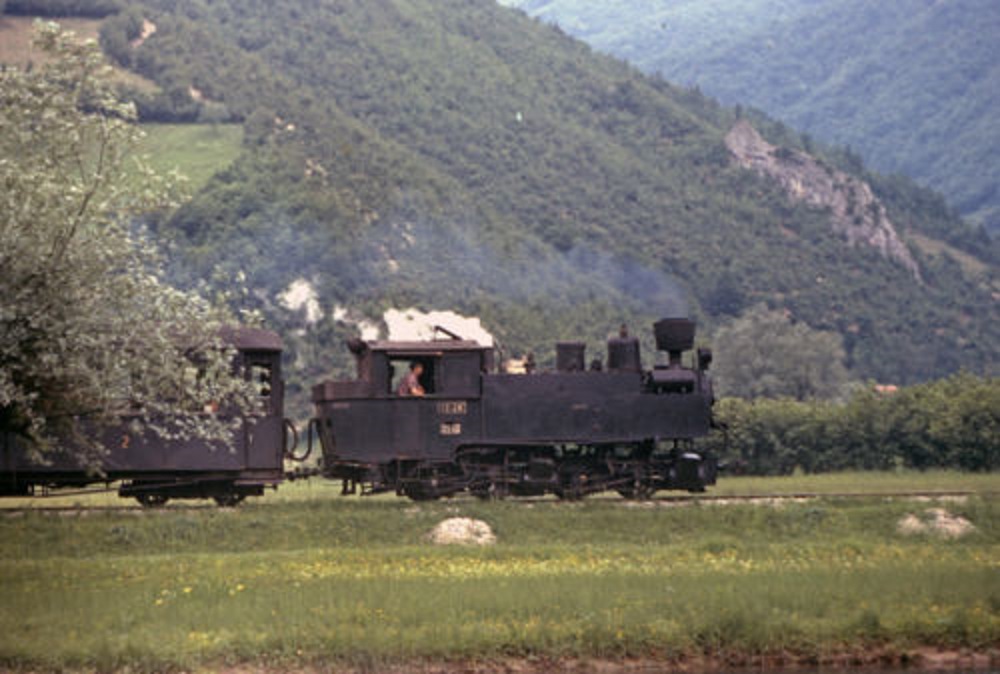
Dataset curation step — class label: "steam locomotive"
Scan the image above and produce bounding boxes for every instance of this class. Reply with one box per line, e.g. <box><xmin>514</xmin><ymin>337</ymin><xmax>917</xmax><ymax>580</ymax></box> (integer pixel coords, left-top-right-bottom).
<box><xmin>0</xmin><ymin>318</ymin><xmax>718</xmax><ymax>505</ymax></box>
<box><xmin>310</xmin><ymin>317</ymin><xmax>717</xmax><ymax>500</ymax></box>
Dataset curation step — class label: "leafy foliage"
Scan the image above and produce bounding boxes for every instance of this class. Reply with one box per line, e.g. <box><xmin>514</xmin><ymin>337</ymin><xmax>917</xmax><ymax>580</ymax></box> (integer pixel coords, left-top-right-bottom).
<box><xmin>509</xmin><ymin>0</ymin><xmax>1000</xmax><ymax>236</ymax></box>
<box><xmin>0</xmin><ymin>24</ymin><xmax>254</xmax><ymax>463</ymax></box>
<box><xmin>118</xmin><ymin>0</ymin><xmax>998</xmax><ymax>387</ymax></box>
<box><xmin>707</xmin><ymin>373</ymin><xmax>1000</xmax><ymax>474</ymax></box>
<box><xmin>712</xmin><ymin>304</ymin><xmax>850</xmax><ymax>400</ymax></box>
<box><xmin>11</xmin><ymin>0</ymin><xmax>997</xmax><ymax>393</ymax></box>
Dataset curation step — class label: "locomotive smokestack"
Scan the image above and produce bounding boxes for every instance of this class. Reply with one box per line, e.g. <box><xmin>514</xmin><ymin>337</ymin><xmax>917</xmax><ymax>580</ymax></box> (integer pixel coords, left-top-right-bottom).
<box><xmin>653</xmin><ymin>318</ymin><xmax>695</xmax><ymax>368</ymax></box>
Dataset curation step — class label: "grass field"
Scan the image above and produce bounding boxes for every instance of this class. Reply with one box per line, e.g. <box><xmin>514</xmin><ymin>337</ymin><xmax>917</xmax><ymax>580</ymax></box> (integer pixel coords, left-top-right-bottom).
<box><xmin>707</xmin><ymin>470</ymin><xmax>1000</xmax><ymax>496</ymax></box>
<box><xmin>136</xmin><ymin>123</ymin><xmax>244</xmax><ymax>192</ymax></box>
<box><xmin>0</xmin><ymin>473</ymin><xmax>997</xmax><ymax>671</ymax></box>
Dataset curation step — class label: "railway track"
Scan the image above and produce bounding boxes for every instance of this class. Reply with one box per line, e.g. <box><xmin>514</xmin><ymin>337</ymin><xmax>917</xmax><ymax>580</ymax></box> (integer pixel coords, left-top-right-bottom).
<box><xmin>0</xmin><ymin>503</ymin><xmax>217</xmax><ymax>515</ymax></box>
<box><xmin>0</xmin><ymin>488</ymin><xmax>991</xmax><ymax>515</ymax></box>
<box><xmin>651</xmin><ymin>489</ymin><xmax>983</xmax><ymax>502</ymax></box>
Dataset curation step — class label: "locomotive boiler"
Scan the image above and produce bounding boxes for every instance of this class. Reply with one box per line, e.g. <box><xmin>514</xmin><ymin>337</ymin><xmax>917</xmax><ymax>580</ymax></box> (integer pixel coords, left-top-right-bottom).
<box><xmin>311</xmin><ymin>318</ymin><xmax>718</xmax><ymax>500</ymax></box>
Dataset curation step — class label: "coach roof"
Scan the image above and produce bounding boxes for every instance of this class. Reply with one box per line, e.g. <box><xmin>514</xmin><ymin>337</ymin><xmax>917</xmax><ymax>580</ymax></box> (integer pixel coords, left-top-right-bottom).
<box><xmin>220</xmin><ymin>326</ymin><xmax>284</xmax><ymax>352</ymax></box>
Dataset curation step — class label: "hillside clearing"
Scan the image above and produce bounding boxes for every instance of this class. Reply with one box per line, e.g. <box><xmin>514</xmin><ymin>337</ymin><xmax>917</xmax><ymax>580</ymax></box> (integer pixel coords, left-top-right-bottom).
<box><xmin>136</xmin><ymin>123</ymin><xmax>244</xmax><ymax>191</ymax></box>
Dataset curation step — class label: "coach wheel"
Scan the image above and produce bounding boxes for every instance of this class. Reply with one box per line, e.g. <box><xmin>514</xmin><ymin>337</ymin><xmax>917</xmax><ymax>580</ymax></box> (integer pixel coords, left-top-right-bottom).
<box><xmin>135</xmin><ymin>493</ymin><xmax>169</xmax><ymax>508</ymax></box>
<box><xmin>213</xmin><ymin>492</ymin><xmax>247</xmax><ymax>507</ymax></box>
<box><xmin>403</xmin><ymin>482</ymin><xmax>442</xmax><ymax>501</ymax></box>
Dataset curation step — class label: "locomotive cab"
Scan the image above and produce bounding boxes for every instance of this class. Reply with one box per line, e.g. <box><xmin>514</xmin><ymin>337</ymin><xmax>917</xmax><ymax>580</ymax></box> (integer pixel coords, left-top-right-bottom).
<box><xmin>312</xmin><ymin>337</ymin><xmax>495</xmax><ymax>496</ymax></box>
<box><xmin>316</xmin><ymin>339</ymin><xmax>492</xmax><ymax>401</ymax></box>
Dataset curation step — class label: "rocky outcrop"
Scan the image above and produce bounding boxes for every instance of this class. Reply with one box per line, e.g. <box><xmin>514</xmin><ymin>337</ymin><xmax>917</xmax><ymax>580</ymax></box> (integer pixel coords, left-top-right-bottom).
<box><xmin>897</xmin><ymin>508</ymin><xmax>975</xmax><ymax>539</ymax></box>
<box><xmin>129</xmin><ymin>19</ymin><xmax>157</xmax><ymax>49</ymax></box>
<box><xmin>726</xmin><ymin>120</ymin><xmax>920</xmax><ymax>279</ymax></box>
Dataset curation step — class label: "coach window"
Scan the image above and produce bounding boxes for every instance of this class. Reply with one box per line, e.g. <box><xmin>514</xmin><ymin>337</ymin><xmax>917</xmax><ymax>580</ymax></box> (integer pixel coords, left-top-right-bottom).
<box><xmin>252</xmin><ymin>363</ymin><xmax>272</xmax><ymax>398</ymax></box>
<box><xmin>389</xmin><ymin>356</ymin><xmax>437</xmax><ymax>396</ymax></box>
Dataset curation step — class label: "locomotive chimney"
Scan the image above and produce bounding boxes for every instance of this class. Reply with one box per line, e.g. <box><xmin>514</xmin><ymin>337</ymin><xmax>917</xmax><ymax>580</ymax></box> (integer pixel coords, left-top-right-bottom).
<box><xmin>607</xmin><ymin>323</ymin><xmax>642</xmax><ymax>371</ymax></box>
<box><xmin>653</xmin><ymin>318</ymin><xmax>695</xmax><ymax>368</ymax></box>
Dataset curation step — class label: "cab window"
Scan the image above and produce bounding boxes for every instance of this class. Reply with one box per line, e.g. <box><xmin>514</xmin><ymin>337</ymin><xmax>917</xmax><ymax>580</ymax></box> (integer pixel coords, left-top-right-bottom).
<box><xmin>389</xmin><ymin>356</ymin><xmax>437</xmax><ymax>396</ymax></box>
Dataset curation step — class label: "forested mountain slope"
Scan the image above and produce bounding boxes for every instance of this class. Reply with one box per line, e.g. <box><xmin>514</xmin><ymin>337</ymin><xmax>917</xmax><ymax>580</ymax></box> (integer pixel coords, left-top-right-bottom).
<box><xmin>507</xmin><ymin>0</ymin><xmax>1000</xmax><ymax>235</ymax></box>
<box><xmin>3</xmin><ymin>0</ymin><xmax>997</xmax><ymax>392</ymax></box>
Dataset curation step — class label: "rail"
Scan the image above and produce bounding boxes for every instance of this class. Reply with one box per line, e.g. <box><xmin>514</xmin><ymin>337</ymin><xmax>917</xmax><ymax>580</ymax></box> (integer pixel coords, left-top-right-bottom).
<box><xmin>1</xmin><ymin>488</ymin><xmax>993</xmax><ymax>515</ymax></box>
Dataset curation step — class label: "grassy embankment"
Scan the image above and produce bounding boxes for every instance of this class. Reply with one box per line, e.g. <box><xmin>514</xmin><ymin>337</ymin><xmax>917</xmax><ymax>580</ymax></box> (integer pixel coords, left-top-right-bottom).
<box><xmin>0</xmin><ymin>15</ymin><xmax>98</xmax><ymax>64</ymax></box>
<box><xmin>0</xmin><ymin>472</ymin><xmax>997</xmax><ymax>671</ymax></box>
<box><xmin>0</xmin><ymin>14</ymin><xmax>156</xmax><ymax>91</ymax></box>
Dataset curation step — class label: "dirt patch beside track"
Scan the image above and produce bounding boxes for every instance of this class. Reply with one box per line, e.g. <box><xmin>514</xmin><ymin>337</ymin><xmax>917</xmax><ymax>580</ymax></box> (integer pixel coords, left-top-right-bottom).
<box><xmin>208</xmin><ymin>647</ymin><xmax>999</xmax><ymax>674</ymax></box>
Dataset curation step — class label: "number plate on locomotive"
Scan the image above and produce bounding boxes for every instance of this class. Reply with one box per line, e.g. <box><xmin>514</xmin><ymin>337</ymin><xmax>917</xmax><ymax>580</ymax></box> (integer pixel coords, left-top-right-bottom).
<box><xmin>436</xmin><ymin>401</ymin><xmax>467</xmax><ymax>415</ymax></box>
<box><xmin>439</xmin><ymin>422</ymin><xmax>462</xmax><ymax>436</ymax></box>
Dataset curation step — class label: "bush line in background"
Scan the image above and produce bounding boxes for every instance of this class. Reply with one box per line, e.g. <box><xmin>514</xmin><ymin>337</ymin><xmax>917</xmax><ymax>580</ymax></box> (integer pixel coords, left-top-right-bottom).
<box><xmin>707</xmin><ymin>372</ymin><xmax>998</xmax><ymax>474</ymax></box>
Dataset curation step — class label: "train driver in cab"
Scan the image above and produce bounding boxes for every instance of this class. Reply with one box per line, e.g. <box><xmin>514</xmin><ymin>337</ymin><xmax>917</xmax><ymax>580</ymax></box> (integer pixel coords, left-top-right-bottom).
<box><xmin>397</xmin><ymin>361</ymin><xmax>426</xmax><ymax>397</ymax></box>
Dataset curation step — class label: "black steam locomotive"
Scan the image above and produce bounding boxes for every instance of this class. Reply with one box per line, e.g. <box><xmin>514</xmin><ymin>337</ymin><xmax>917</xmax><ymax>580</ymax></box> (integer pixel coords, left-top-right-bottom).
<box><xmin>310</xmin><ymin>317</ymin><xmax>717</xmax><ymax>500</ymax></box>
<box><xmin>0</xmin><ymin>328</ymin><xmax>290</xmax><ymax>506</ymax></box>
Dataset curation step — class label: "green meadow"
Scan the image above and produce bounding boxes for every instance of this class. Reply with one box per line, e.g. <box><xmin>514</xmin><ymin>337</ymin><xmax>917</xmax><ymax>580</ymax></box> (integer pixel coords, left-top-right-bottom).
<box><xmin>0</xmin><ymin>473</ymin><xmax>997</xmax><ymax>671</ymax></box>
<box><xmin>135</xmin><ymin>123</ymin><xmax>243</xmax><ymax>192</ymax></box>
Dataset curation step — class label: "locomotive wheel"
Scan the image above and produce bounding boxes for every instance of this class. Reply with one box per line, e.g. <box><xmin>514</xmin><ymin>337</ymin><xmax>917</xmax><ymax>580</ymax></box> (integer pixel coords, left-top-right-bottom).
<box><xmin>135</xmin><ymin>493</ymin><xmax>169</xmax><ymax>508</ymax></box>
<box><xmin>617</xmin><ymin>483</ymin><xmax>654</xmax><ymax>500</ymax></box>
<box><xmin>213</xmin><ymin>493</ymin><xmax>246</xmax><ymax>507</ymax></box>
<box><xmin>468</xmin><ymin>479</ymin><xmax>491</xmax><ymax>500</ymax></box>
<box><xmin>617</xmin><ymin>465</ymin><xmax>654</xmax><ymax>500</ymax></box>
<box><xmin>555</xmin><ymin>467</ymin><xmax>588</xmax><ymax>501</ymax></box>
<box><xmin>470</xmin><ymin>479</ymin><xmax>507</xmax><ymax>501</ymax></box>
